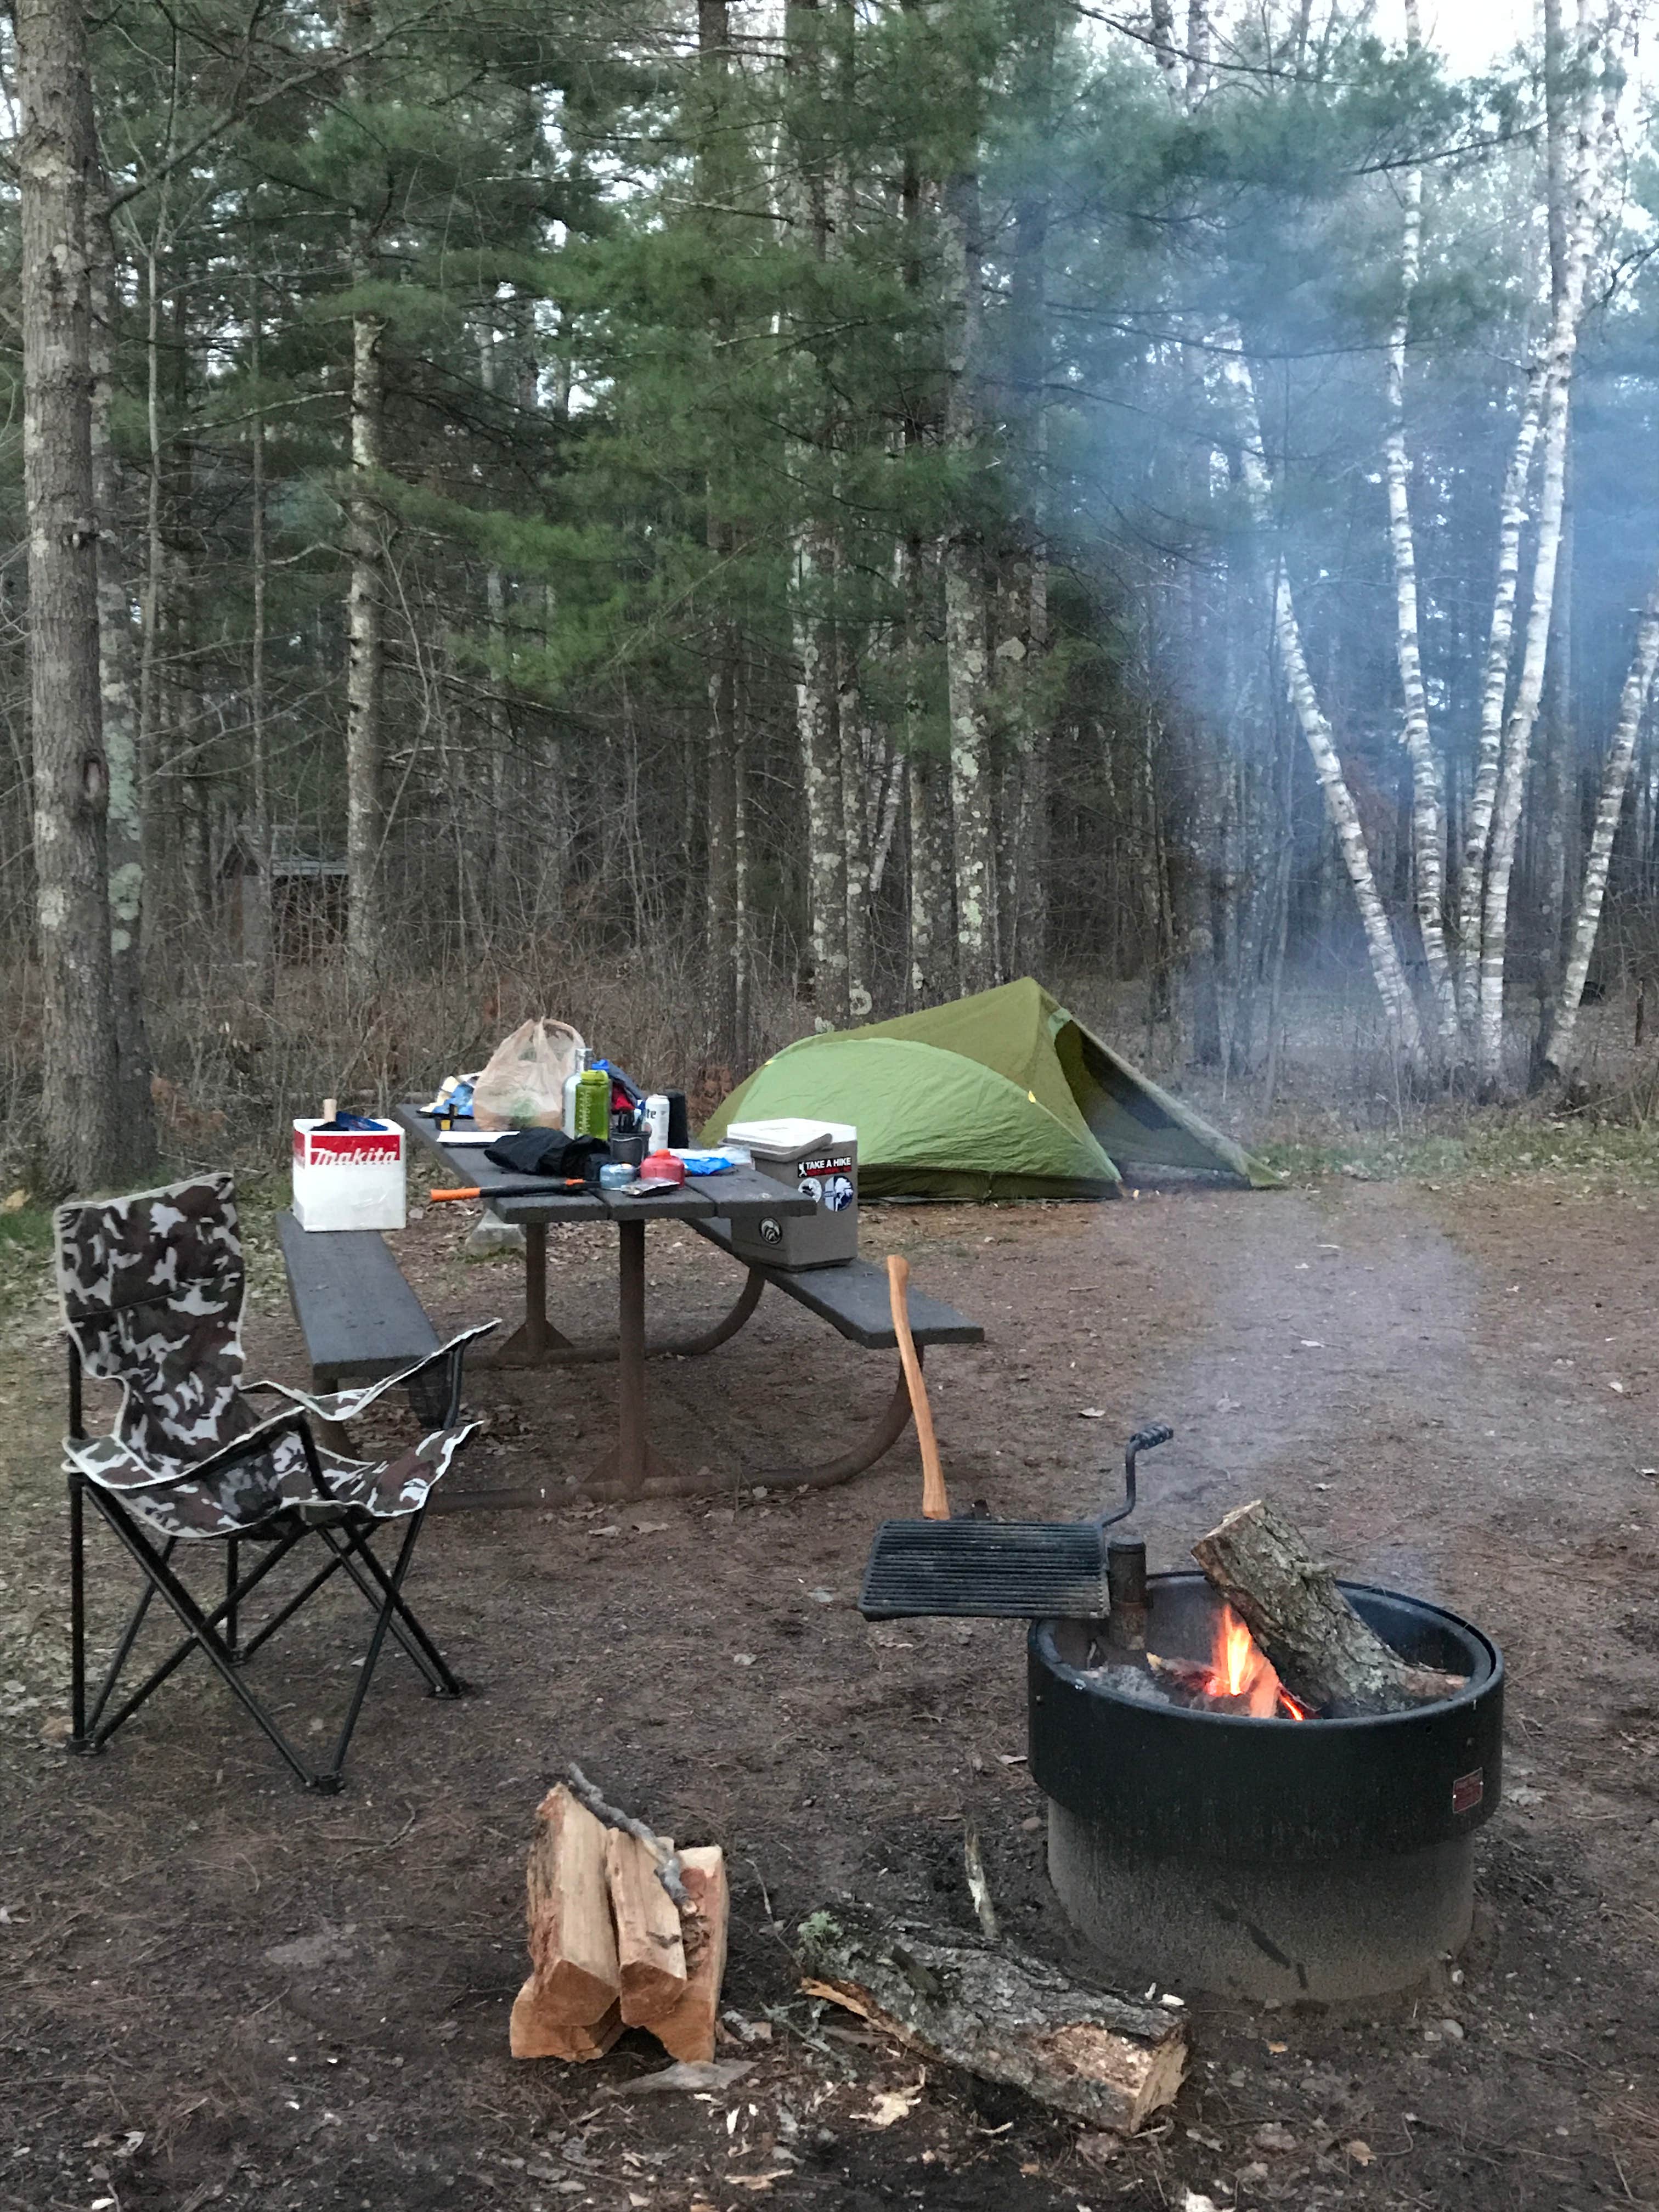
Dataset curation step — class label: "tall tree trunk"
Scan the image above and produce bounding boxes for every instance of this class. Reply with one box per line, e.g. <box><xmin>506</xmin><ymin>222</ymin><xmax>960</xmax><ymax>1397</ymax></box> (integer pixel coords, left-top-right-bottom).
<box><xmin>88</xmin><ymin>164</ymin><xmax>156</xmax><ymax>1171</ymax></box>
<box><xmin>246</xmin><ymin>272</ymin><xmax>276</xmax><ymax>1003</ymax></box>
<box><xmin>1004</xmin><ymin>0</ymin><xmax>1054</xmax><ymax>979</ymax></box>
<box><xmin>1454</xmin><ymin>359</ymin><xmax>1545</xmax><ymax>1029</ymax></box>
<box><xmin>699</xmin><ymin>0</ymin><xmax>742</xmax><ymax>1063</ymax></box>
<box><xmin>344</xmin><ymin>0</ymin><xmax>387</xmax><ymax>999</ymax></box>
<box><xmin>1545</xmin><ymin>556</ymin><xmax>1659</xmax><ymax>1074</ymax></box>
<box><xmin>1220</xmin><ymin>340</ymin><xmax>1424</xmax><ymax>1068</ymax></box>
<box><xmin>1477</xmin><ymin>13</ymin><xmax>1607</xmax><ymax>1090</ymax></box>
<box><xmin>1382</xmin><ymin>4</ymin><xmax>1457</xmax><ymax>1053</ymax></box>
<box><xmin>19</xmin><ymin>0</ymin><xmax>123</xmax><ymax>1192</ymax></box>
<box><xmin>941</xmin><ymin>169</ymin><xmax>997</xmax><ymax>996</ymax></box>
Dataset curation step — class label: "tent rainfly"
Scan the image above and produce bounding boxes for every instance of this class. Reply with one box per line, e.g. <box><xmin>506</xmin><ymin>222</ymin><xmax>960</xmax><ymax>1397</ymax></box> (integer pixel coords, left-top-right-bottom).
<box><xmin>703</xmin><ymin>978</ymin><xmax>1274</xmax><ymax>1200</ymax></box>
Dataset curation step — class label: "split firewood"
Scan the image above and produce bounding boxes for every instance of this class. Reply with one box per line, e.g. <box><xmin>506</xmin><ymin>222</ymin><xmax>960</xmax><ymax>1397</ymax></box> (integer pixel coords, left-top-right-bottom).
<box><xmin>796</xmin><ymin>1909</ymin><xmax>1186</xmax><ymax>2135</ymax></box>
<box><xmin>509</xmin><ymin>1990</ymin><xmax>624</xmax><ymax>2062</ymax></box>
<box><xmin>605</xmin><ymin>1826</ymin><xmax>689</xmax><ymax>2025</ymax></box>
<box><xmin>1191</xmin><ymin>1499</ymin><xmax>1466</xmax><ymax>1718</ymax></box>
<box><xmin>643</xmin><ymin>1846</ymin><xmax>729</xmax><ymax>2063</ymax></box>
<box><xmin>515</xmin><ymin>1784</ymin><xmax>622</xmax><ymax>2036</ymax></box>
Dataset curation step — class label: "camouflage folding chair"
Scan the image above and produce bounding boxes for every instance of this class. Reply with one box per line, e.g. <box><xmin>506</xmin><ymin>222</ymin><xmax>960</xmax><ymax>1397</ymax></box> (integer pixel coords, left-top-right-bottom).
<box><xmin>56</xmin><ymin>1173</ymin><xmax>496</xmax><ymax>1794</ymax></box>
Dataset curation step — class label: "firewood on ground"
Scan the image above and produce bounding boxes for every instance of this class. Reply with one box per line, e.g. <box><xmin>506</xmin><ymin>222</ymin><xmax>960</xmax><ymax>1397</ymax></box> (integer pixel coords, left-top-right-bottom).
<box><xmin>795</xmin><ymin>1909</ymin><xmax>1187</xmax><ymax>2134</ymax></box>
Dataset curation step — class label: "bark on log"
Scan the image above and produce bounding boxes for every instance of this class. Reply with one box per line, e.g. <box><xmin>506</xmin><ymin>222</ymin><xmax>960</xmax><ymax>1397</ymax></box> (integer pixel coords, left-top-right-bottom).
<box><xmin>1191</xmin><ymin>1499</ymin><xmax>1463</xmax><ymax>1717</ymax></box>
<box><xmin>797</xmin><ymin>1910</ymin><xmax>1186</xmax><ymax>2135</ymax></box>
<box><xmin>646</xmin><ymin>1846</ymin><xmax>729</xmax><ymax>2063</ymax></box>
<box><xmin>519</xmin><ymin>1784</ymin><xmax>622</xmax><ymax>2029</ymax></box>
<box><xmin>606</xmin><ymin>1827</ymin><xmax>689</xmax><ymax>2024</ymax></box>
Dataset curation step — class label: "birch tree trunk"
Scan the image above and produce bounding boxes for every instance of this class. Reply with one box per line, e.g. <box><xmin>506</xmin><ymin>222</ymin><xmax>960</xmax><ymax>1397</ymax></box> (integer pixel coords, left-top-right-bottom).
<box><xmin>1454</xmin><ymin>359</ymin><xmax>1544</xmax><ymax>1030</ymax></box>
<box><xmin>344</xmin><ymin>0</ymin><xmax>387</xmax><ymax>1000</ymax></box>
<box><xmin>1220</xmin><ymin>341</ymin><xmax>1424</xmax><ymax>1068</ymax></box>
<box><xmin>795</xmin><ymin>522</ymin><xmax>849</xmax><ymax>1026</ymax></box>
<box><xmin>88</xmin><ymin>164</ymin><xmax>156</xmax><ymax>1171</ymax></box>
<box><xmin>1545</xmin><ymin>557</ymin><xmax>1659</xmax><ymax>1073</ymax></box>
<box><xmin>19</xmin><ymin>0</ymin><xmax>124</xmax><ymax>1192</ymax></box>
<box><xmin>941</xmin><ymin>168</ymin><xmax>997</xmax><ymax>996</ymax></box>
<box><xmin>1382</xmin><ymin>5</ymin><xmax>1457</xmax><ymax>1053</ymax></box>
<box><xmin>1476</xmin><ymin>13</ymin><xmax>1607</xmax><ymax>1089</ymax></box>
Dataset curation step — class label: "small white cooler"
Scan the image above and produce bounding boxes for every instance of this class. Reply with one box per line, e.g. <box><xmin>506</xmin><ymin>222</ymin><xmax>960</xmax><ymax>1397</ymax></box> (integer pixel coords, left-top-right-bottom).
<box><xmin>291</xmin><ymin>1117</ymin><xmax>407</xmax><ymax>1233</ymax></box>
<box><xmin>725</xmin><ymin>1116</ymin><xmax>857</xmax><ymax>1269</ymax></box>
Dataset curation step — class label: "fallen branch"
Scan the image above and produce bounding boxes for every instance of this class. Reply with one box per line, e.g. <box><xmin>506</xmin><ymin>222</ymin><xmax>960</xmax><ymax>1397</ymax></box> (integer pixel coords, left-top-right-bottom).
<box><xmin>565</xmin><ymin>1763</ymin><xmax>689</xmax><ymax>1909</ymax></box>
<box><xmin>796</xmin><ymin>1909</ymin><xmax>1186</xmax><ymax>2134</ymax></box>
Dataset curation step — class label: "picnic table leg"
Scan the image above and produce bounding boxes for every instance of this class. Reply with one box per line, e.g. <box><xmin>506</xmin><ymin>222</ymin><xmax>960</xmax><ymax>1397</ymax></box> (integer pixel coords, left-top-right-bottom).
<box><xmin>588</xmin><ymin>1218</ymin><xmax>684</xmax><ymax>1500</ymax></box>
<box><xmin>481</xmin><ymin>1221</ymin><xmax>578</xmax><ymax>1367</ymax></box>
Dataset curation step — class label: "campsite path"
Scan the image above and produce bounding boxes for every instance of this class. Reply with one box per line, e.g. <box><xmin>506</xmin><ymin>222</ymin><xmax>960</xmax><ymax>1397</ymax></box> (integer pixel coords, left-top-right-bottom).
<box><xmin>3</xmin><ymin>1173</ymin><xmax>1658</xmax><ymax>2212</ymax></box>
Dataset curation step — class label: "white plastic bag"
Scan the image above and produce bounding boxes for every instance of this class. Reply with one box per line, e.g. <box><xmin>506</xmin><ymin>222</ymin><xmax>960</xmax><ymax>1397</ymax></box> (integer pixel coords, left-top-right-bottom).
<box><xmin>471</xmin><ymin>1019</ymin><xmax>585</xmax><ymax>1130</ymax></box>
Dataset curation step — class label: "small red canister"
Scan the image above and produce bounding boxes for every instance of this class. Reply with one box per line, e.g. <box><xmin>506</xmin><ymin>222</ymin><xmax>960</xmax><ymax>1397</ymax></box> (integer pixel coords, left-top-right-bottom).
<box><xmin>638</xmin><ymin>1150</ymin><xmax>686</xmax><ymax>1186</ymax></box>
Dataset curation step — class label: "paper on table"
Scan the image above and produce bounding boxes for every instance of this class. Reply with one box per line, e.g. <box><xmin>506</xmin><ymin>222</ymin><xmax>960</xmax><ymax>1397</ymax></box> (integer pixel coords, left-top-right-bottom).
<box><xmin>436</xmin><ymin>1128</ymin><xmax>499</xmax><ymax>1146</ymax></box>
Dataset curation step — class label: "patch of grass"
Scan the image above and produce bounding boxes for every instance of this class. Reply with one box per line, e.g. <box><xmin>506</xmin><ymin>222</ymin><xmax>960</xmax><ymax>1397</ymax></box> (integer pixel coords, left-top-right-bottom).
<box><xmin>0</xmin><ymin>1197</ymin><xmax>55</xmax><ymax>1325</ymax></box>
<box><xmin>1257</xmin><ymin>1114</ymin><xmax>1659</xmax><ymax>1192</ymax></box>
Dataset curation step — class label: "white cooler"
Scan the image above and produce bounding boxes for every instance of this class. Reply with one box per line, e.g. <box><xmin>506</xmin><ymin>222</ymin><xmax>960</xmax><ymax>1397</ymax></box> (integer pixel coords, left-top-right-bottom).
<box><xmin>291</xmin><ymin>1117</ymin><xmax>407</xmax><ymax>1233</ymax></box>
<box><xmin>725</xmin><ymin>1116</ymin><xmax>857</xmax><ymax>1269</ymax></box>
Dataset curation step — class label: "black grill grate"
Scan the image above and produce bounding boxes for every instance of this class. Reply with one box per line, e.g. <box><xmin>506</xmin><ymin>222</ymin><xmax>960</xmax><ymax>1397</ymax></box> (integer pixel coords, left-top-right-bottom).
<box><xmin>859</xmin><ymin>1519</ymin><xmax>1110</xmax><ymax>1620</ymax></box>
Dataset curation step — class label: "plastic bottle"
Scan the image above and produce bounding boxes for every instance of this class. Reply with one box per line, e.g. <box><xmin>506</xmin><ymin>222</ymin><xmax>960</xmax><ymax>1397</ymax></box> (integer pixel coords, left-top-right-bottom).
<box><xmin>562</xmin><ymin>1048</ymin><xmax>588</xmax><ymax>1135</ymax></box>
<box><xmin>574</xmin><ymin>1065</ymin><xmax>611</xmax><ymax>1139</ymax></box>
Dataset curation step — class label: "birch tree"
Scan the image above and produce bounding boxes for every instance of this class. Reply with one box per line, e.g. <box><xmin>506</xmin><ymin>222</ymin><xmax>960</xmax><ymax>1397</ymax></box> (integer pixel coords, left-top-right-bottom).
<box><xmin>1381</xmin><ymin>0</ymin><xmax>1456</xmax><ymax>1051</ymax></box>
<box><xmin>1544</xmin><ymin>558</ymin><xmax>1659</xmax><ymax>1073</ymax></box>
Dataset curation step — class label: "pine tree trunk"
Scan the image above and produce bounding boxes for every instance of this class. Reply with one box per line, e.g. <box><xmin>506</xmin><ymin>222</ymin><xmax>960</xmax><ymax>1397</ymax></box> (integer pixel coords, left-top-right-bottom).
<box><xmin>902</xmin><ymin>532</ymin><xmax>952</xmax><ymax>1006</ymax></box>
<box><xmin>1545</xmin><ymin>556</ymin><xmax>1659</xmax><ymax>1074</ymax></box>
<box><xmin>245</xmin><ymin>269</ymin><xmax>276</xmax><ymax>1005</ymax></box>
<box><xmin>941</xmin><ymin>169</ymin><xmax>997</xmax><ymax>996</ymax></box>
<box><xmin>88</xmin><ymin>168</ymin><xmax>155</xmax><ymax>1173</ymax></box>
<box><xmin>345</xmin><ymin>0</ymin><xmax>386</xmax><ymax>1000</ymax></box>
<box><xmin>1381</xmin><ymin>22</ymin><xmax>1457</xmax><ymax>1053</ymax></box>
<box><xmin>698</xmin><ymin>0</ymin><xmax>741</xmax><ymax>1064</ymax></box>
<box><xmin>1220</xmin><ymin>340</ymin><xmax>1424</xmax><ymax>1068</ymax></box>
<box><xmin>19</xmin><ymin>0</ymin><xmax>123</xmax><ymax>1193</ymax></box>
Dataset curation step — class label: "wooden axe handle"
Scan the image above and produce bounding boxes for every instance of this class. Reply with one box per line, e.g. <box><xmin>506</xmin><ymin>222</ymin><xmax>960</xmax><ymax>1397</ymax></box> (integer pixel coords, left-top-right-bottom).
<box><xmin>887</xmin><ymin>1254</ymin><xmax>949</xmax><ymax>1520</ymax></box>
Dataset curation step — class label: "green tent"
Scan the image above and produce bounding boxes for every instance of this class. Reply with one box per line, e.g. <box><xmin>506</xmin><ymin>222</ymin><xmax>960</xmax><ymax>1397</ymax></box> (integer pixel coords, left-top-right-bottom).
<box><xmin>704</xmin><ymin>978</ymin><xmax>1274</xmax><ymax>1199</ymax></box>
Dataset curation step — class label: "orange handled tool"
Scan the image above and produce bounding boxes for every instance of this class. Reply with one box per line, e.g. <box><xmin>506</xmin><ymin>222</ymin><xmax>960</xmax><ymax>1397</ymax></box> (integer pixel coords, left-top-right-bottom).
<box><xmin>430</xmin><ymin>1178</ymin><xmax>586</xmax><ymax>1201</ymax></box>
<box><xmin>887</xmin><ymin>1253</ymin><xmax>949</xmax><ymax>1520</ymax></box>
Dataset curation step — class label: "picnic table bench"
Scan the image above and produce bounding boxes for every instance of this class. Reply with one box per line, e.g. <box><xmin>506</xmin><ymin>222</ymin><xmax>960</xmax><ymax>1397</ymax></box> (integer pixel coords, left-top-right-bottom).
<box><xmin>275</xmin><ymin>1209</ymin><xmax>450</xmax><ymax>1426</ymax></box>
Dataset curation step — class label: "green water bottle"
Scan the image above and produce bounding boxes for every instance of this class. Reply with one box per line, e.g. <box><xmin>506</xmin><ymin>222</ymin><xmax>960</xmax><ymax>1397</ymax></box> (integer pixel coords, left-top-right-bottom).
<box><xmin>574</xmin><ymin>1064</ymin><xmax>610</xmax><ymax>1139</ymax></box>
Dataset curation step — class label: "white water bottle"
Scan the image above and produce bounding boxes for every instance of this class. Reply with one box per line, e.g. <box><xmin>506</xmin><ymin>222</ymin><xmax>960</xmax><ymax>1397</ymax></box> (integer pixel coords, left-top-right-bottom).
<box><xmin>563</xmin><ymin>1048</ymin><xmax>588</xmax><ymax>1135</ymax></box>
<box><xmin>644</xmin><ymin>1093</ymin><xmax>670</xmax><ymax>1150</ymax></box>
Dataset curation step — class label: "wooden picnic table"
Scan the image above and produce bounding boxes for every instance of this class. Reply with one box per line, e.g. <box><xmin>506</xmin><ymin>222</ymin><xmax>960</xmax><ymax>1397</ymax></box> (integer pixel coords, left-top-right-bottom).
<box><xmin>393</xmin><ymin>1105</ymin><xmax>814</xmax><ymax>1499</ymax></box>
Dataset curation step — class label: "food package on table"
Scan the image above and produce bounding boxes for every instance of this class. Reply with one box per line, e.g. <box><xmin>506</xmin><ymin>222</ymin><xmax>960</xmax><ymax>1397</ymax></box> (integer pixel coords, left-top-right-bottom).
<box><xmin>471</xmin><ymin>1019</ymin><xmax>585</xmax><ymax>1130</ymax></box>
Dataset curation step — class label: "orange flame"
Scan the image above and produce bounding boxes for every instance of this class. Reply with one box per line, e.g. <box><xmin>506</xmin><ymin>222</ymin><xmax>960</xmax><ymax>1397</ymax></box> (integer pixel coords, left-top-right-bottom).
<box><xmin>1208</xmin><ymin>1604</ymin><xmax>1304</xmax><ymax>1719</ymax></box>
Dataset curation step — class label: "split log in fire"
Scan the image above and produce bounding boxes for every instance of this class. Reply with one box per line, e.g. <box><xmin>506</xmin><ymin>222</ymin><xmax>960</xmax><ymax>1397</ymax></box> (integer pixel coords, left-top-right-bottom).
<box><xmin>1191</xmin><ymin>1498</ymin><xmax>1467</xmax><ymax>1718</ymax></box>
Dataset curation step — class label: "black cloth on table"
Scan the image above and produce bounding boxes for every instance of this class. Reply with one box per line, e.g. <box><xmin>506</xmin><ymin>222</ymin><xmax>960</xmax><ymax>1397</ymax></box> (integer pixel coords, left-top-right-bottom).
<box><xmin>483</xmin><ymin>1129</ymin><xmax>610</xmax><ymax>1181</ymax></box>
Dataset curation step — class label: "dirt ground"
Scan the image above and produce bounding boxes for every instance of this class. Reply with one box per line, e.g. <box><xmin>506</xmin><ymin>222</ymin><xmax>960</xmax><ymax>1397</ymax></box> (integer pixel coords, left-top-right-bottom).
<box><xmin>5</xmin><ymin>1170</ymin><xmax>1659</xmax><ymax>2212</ymax></box>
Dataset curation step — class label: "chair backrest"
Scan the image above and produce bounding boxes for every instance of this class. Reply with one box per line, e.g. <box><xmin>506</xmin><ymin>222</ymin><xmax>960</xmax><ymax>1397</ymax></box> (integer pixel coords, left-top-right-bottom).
<box><xmin>55</xmin><ymin>1173</ymin><xmax>251</xmax><ymax>1474</ymax></box>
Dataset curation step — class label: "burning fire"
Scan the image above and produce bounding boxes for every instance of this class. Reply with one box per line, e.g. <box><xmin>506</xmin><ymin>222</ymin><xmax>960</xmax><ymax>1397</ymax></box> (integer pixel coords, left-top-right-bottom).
<box><xmin>1209</xmin><ymin>1605</ymin><xmax>1305</xmax><ymax>1720</ymax></box>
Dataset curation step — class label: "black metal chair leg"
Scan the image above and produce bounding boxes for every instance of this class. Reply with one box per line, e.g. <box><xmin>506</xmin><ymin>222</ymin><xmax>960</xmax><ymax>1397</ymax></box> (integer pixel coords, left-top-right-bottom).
<box><xmin>68</xmin><ymin>1474</ymin><xmax>88</xmax><ymax>1751</ymax></box>
<box><xmin>315</xmin><ymin>1519</ymin><xmax>463</xmax><ymax>1696</ymax></box>
<box><xmin>317</xmin><ymin>1513</ymin><xmax>428</xmax><ymax>1786</ymax></box>
<box><xmin>224</xmin><ymin>1537</ymin><xmax>240</xmax><ymax>1658</ymax></box>
<box><xmin>82</xmin><ymin>1542</ymin><xmax>172</xmax><ymax>1738</ymax></box>
<box><xmin>82</xmin><ymin>1510</ymin><xmax>306</xmax><ymax>1752</ymax></box>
